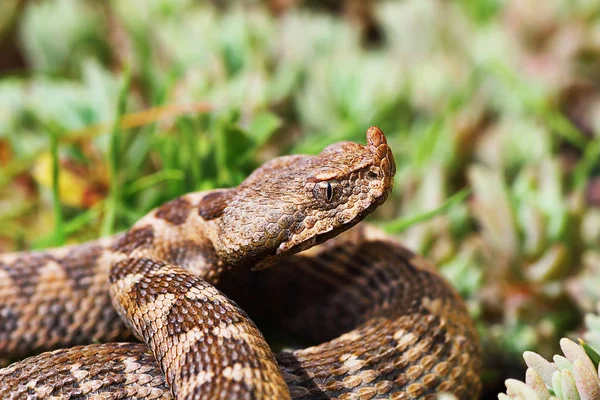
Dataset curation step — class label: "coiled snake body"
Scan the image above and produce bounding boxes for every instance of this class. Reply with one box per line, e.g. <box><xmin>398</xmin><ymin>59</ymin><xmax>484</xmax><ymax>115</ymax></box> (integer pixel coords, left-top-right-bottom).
<box><xmin>0</xmin><ymin>128</ymin><xmax>481</xmax><ymax>399</ymax></box>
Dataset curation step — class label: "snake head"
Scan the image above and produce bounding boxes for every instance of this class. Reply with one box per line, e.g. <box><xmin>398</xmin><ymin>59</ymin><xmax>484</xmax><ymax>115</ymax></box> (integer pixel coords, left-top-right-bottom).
<box><xmin>209</xmin><ymin>126</ymin><xmax>396</xmax><ymax>269</ymax></box>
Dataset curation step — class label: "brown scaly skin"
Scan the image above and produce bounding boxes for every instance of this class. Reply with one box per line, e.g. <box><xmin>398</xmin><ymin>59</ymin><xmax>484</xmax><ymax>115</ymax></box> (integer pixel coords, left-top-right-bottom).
<box><xmin>0</xmin><ymin>127</ymin><xmax>481</xmax><ymax>399</ymax></box>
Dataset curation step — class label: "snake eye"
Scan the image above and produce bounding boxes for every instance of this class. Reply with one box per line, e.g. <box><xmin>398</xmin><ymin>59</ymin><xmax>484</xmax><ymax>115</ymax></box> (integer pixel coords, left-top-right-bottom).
<box><xmin>326</xmin><ymin>182</ymin><xmax>333</xmax><ymax>202</ymax></box>
<box><xmin>313</xmin><ymin>181</ymin><xmax>336</xmax><ymax>203</ymax></box>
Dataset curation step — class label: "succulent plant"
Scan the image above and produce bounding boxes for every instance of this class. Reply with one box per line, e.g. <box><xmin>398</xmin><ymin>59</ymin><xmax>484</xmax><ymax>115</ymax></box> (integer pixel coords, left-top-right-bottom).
<box><xmin>499</xmin><ymin>306</ymin><xmax>600</xmax><ymax>400</ymax></box>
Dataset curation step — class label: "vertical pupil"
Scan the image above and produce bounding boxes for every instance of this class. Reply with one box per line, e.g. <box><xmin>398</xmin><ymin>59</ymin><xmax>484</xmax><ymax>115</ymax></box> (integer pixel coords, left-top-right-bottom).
<box><xmin>326</xmin><ymin>182</ymin><xmax>333</xmax><ymax>201</ymax></box>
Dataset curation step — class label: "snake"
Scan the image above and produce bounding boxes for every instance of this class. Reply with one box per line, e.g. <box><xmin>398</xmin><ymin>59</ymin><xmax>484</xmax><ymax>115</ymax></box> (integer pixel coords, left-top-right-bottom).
<box><xmin>0</xmin><ymin>127</ymin><xmax>481</xmax><ymax>399</ymax></box>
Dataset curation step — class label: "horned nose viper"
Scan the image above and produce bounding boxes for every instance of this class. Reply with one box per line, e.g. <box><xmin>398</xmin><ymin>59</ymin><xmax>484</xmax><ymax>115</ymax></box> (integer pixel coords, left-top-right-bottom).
<box><xmin>0</xmin><ymin>127</ymin><xmax>481</xmax><ymax>399</ymax></box>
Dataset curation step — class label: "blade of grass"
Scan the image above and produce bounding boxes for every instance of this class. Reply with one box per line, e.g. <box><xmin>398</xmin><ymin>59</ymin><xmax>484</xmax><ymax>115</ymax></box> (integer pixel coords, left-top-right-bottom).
<box><xmin>158</xmin><ymin>135</ymin><xmax>181</xmax><ymax>197</ymax></box>
<box><xmin>49</xmin><ymin>130</ymin><xmax>65</xmax><ymax>245</ymax></box>
<box><xmin>101</xmin><ymin>66</ymin><xmax>131</xmax><ymax>236</ymax></box>
<box><xmin>179</xmin><ymin>118</ymin><xmax>201</xmax><ymax>191</ymax></box>
<box><xmin>124</xmin><ymin>169</ymin><xmax>185</xmax><ymax>195</ymax></box>
<box><xmin>382</xmin><ymin>188</ymin><xmax>471</xmax><ymax>233</ymax></box>
<box><xmin>215</xmin><ymin>117</ymin><xmax>233</xmax><ymax>187</ymax></box>
<box><xmin>32</xmin><ymin>202</ymin><xmax>104</xmax><ymax>249</ymax></box>
<box><xmin>572</xmin><ymin>136</ymin><xmax>600</xmax><ymax>189</ymax></box>
<box><xmin>118</xmin><ymin>203</ymin><xmax>148</xmax><ymax>226</ymax></box>
<box><xmin>65</xmin><ymin>102</ymin><xmax>214</xmax><ymax>143</ymax></box>
<box><xmin>63</xmin><ymin>205</ymin><xmax>102</xmax><ymax>236</ymax></box>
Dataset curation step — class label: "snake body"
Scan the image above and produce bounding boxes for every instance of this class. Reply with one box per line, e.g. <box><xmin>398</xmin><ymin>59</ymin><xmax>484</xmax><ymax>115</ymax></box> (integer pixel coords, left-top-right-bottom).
<box><xmin>0</xmin><ymin>127</ymin><xmax>481</xmax><ymax>399</ymax></box>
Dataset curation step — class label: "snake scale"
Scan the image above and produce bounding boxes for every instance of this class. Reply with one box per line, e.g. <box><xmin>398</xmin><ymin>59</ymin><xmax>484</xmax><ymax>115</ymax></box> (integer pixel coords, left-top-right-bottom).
<box><xmin>0</xmin><ymin>127</ymin><xmax>481</xmax><ymax>399</ymax></box>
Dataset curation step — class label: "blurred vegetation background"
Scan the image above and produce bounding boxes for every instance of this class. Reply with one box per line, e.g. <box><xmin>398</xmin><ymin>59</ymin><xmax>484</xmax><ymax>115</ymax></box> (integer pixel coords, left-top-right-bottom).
<box><xmin>0</xmin><ymin>0</ymin><xmax>599</xmax><ymax>398</ymax></box>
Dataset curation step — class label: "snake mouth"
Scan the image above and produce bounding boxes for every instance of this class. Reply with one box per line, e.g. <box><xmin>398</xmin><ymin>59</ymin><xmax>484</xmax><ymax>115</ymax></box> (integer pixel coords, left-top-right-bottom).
<box><xmin>274</xmin><ymin>199</ymin><xmax>383</xmax><ymax>259</ymax></box>
<box><xmin>253</xmin><ymin>228</ymin><xmax>337</xmax><ymax>271</ymax></box>
<box><xmin>278</xmin><ymin>235</ymin><xmax>318</xmax><ymax>257</ymax></box>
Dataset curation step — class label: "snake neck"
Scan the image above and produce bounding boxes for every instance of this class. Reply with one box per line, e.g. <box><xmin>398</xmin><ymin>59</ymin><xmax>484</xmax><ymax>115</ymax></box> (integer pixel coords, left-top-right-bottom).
<box><xmin>109</xmin><ymin>191</ymin><xmax>232</xmax><ymax>283</ymax></box>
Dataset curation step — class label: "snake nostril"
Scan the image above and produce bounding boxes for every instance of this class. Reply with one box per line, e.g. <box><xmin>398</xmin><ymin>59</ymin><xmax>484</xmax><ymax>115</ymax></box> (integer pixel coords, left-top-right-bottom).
<box><xmin>366</xmin><ymin>171</ymin><xmax>378</xmax><ymax>180</ymax></box>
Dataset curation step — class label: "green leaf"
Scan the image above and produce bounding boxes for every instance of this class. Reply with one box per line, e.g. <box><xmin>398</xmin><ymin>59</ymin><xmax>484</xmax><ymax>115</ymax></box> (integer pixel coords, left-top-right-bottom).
<box><xmin>247</xmin><ymin>112</ymin><xmax>282</xmax><ymax>146</ymax></box>
<box><xmin>579</xmin><ymin>338</ymin><xmax>600</xmax><ymax>370</ymax></box>
<box><xmin>213</xmin><ymin>112</ymin><xmax>258</xmax><ymax>187</ymax></box>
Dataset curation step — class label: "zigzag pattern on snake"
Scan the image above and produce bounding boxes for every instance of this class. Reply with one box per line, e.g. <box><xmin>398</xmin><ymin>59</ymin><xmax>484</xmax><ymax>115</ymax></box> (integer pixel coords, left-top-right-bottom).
<box><xmin>0</xmin><ymin>127</ymin><xmax>481</xmax><ymax>399</ymax></box>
